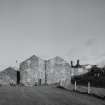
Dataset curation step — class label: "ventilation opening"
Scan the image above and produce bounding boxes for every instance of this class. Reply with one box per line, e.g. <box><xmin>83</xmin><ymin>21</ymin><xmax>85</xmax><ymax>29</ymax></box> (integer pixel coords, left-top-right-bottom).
<box><xmin>17</xmin><ymin>71</ymin><xmax>20</xmax><ymax>84</ymax></box>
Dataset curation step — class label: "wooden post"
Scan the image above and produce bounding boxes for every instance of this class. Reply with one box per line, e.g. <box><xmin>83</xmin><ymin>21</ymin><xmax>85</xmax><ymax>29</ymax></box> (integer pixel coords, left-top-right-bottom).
<box><xmin>59</xmin><ymin>80</ymin><xmax>61</xmax><ymax>87</ymax></box>
<box><xmin>74</xmin><ymin>81</ymin><xmax>77</xmax><ymax>91</ymax></box>
<box><xmin>88</xmin><ymin>81</ymin><xmax>90</xmax><ymax>94</ymax></box>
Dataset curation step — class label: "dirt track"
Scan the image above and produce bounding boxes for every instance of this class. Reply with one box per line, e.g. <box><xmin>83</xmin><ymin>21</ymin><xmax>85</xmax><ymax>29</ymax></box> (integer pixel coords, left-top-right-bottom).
<box><xmin>0</xmin><ymin>86</ymin><xmax>104</xmax><ymax>105</ymax></box>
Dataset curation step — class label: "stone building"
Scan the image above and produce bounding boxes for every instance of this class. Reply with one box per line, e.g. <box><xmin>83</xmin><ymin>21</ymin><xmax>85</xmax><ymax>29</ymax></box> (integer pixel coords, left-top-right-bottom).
<box><xmin>70</xmin><ymin>60</ymin><xmax>89</xmax><ymax>76</ymax></box>
<box><xmin>46</xmin><ymin>56</ymin><xmax>71</xmax><ymax>87</ymax></box>
<box><xmin>19</xmin><ymin>55</ymin><xmax>45</xmax><ymax>86</ymax></box>
<box><xmin>0</xmin><ymin>55</ymin><xmax>92</xmax><ymax>87</ymax></box>
<box><xmin>0</xmin><ymin>67</ymin><xmax>17</xmax><ymax>85</ymax></box>
<box><xmin>19</xmin><ymin>55</ymin><xmax>71</xmax><ymax>87</ymax></box>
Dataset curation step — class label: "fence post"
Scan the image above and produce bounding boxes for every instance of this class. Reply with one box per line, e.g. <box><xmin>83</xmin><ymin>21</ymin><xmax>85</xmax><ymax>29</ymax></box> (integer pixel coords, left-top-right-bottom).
<box><xmin>88</xmin><ymin>81</ymin><xmax>90</xmax><ymax>94</ymax></box>
<box><xmin>74</xmin><ymin>81</ymin><xmax>77</xmax><ymax>91</ymax></box>
<box><xmin>59</xmin><ymin>80</ymin><xmax>61</xmax><ymax>87</ymax></box>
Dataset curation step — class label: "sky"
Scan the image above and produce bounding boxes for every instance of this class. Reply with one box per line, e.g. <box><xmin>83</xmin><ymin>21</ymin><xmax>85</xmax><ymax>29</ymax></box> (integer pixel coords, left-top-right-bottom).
<box><xmin>0</xmin><ymin>0</ymin><xmax>105</xmax><ymax>70</ymax></box>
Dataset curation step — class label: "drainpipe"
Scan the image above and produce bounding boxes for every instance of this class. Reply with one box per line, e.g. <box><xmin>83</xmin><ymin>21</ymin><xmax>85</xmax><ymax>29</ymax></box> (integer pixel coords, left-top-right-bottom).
<box><xmin>45</xmin><ymin>60</ymin><xmax>47</xmax><ymax>85</ymax></box>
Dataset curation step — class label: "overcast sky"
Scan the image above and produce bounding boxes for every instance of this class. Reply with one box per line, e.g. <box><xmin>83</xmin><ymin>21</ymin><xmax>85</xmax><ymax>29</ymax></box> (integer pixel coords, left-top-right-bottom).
<box><xmin>0</xmin><ymin>0</ymin><xmax>105</xmax><ymax>70</ymax></box>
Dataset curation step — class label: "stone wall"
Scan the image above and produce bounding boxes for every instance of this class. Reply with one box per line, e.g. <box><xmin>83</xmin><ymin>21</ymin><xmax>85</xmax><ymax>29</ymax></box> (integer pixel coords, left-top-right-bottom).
<box><xmin>71</xmin><ymin>67</ymin><xmax>89</xmax><ymax>77</ymax></box>
<box><xmin>20</xmin><ymin>55</ymin><xmax>45</xmax><ymax>86</ymax></box>
<box><xmin>19</xmin><ymin>55</ymin><xmax>72</xmax><ymax>86</ymax></box>
<box><xmin>0</xmin><ymin>55</ymin><xmax>90</xmax><ymax>87</ymax></box>
<box><xmin>0</xmin><ymin>67</ymin><xmax>17</xmax><ymax>85</ymax></box>
<box><xmin>46</xmin><ymin>56</ymin><xmax>71</xmax><ymax>87</ymax></box>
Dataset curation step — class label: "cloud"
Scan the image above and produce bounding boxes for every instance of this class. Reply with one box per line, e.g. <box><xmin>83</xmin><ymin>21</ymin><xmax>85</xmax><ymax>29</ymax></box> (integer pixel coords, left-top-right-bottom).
<box><xmin>85</xmin><ymin>38</ymin><xmax>96</xmax><ymax>47</ymax></box>
<box><xmin>66</xmin><ymin>37</ymin><xmax>105</xmax><ymax>65</ymax></box>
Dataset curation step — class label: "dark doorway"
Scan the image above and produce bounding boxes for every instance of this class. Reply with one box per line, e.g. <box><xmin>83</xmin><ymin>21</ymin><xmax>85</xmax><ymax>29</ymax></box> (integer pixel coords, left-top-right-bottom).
<box><xmin>17</xmin><ymin>71</ymin><xmax>20</xmax><ymax>84</ymax></box>
<box><xmin>38</xmin><ymin>79</ymin><xmax>41</xmax><ymax>86</ymax></box>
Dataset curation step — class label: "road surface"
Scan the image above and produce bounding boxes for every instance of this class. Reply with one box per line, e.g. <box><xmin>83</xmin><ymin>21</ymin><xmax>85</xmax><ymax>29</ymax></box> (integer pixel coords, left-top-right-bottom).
<box><xmin>0</xmin><ymin>86</ymin><xmax>104</xmax><ymax>105</ymax></box>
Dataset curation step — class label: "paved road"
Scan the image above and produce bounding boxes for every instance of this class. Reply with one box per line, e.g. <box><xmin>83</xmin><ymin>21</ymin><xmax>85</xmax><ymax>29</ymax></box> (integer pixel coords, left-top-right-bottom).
<box><xmin>0</xmin><ymin>86</ymin><xmax>104</xmax><ymax>105</ymax></box>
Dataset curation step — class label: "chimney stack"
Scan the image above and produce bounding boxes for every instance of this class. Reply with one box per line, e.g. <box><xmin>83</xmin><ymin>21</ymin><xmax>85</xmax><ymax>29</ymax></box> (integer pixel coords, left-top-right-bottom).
<box><xmin>71</xmin><ymin>61</ymin><xmax>73</xmax><ymax>67</ymax></box>
<box><xmin>77</xmin><ymin>59</ymin><xmax>80</xmax><ymax>67</ymax></box>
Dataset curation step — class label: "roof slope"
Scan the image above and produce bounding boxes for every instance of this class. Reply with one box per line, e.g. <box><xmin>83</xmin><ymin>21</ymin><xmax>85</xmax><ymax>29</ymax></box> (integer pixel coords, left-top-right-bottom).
<box><xmin>0</xmin><ymin>67</ymin><xmax>17</xmax><ymax>85</ymax></box>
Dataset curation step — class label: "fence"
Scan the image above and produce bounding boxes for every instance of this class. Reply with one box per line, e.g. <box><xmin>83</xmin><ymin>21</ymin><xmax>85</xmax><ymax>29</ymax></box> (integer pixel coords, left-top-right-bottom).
<box><xmin>74</xmin><ymin>81</ymin><xmax>91</xmax><ymax>94</ymax></box>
